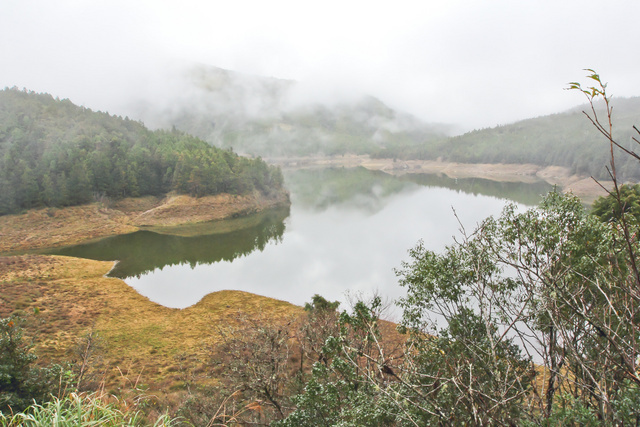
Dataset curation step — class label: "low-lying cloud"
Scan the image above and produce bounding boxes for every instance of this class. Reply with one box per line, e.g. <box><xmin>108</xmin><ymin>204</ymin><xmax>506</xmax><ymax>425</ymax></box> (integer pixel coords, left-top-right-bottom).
<box><xmin>1</xmin><ymin>0</ymin><xmax>639</xmax><ymax>133</ymax></box>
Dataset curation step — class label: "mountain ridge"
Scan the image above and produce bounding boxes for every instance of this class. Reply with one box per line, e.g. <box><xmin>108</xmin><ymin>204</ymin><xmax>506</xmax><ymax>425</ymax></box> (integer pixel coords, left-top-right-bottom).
<box><xmin>125</xmin><ymin>64</ymin><xmax>639</xmax><ymax>181</ymax></box>
<box><xmin>127</xmin><ymin>64</ymin><xmax>450</xmax><ymax>157</ymax></box>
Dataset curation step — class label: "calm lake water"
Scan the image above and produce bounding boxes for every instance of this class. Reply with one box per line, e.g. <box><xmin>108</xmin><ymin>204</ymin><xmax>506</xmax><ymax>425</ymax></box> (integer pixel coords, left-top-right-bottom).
<box><xmin>47</xmin><ymin>168</ymin><xmax>553</xmax><ymax>311</ymax></box>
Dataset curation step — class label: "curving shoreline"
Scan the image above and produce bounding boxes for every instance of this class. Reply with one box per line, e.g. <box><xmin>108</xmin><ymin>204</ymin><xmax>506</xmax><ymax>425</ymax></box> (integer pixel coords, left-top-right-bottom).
<box><xmin>0</xmin><ymin>254</ymin><xmax>302</xmax><ymax>395</ymax></box>
<box><xmin>268</xmin><ymin>155</ymin><xmax>611</xmax><ymax>203</ymax></box>
<box><xmin>0</xmin><ymin>189</ymin><xmax>290</xmax><ymax>253</ymax></box>
<box><xmin>0</xmin><ymin>158</ymin><xmax>612</xmax><ymax>254</ymax></box>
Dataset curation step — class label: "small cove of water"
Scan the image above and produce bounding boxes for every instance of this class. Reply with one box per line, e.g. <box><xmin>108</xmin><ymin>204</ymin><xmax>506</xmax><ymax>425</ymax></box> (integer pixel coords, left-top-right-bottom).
<box><xmin>47</xmin><ymin>168</ymin><xmax>553</xmax><ymax>310</ymax></box>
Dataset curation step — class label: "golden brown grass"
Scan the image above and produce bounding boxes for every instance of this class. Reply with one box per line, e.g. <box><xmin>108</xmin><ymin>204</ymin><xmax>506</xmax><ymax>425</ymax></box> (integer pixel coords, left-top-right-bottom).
<box><xmin>0</xmin><ymin>191</ymin><xmax>289</xmax><ymax>253</ymax></box>
<box><xmin>0</xmin><ymin>254</ymin><xmax>303</xmax><ymax>399</ymax></box>
<box><xmin>131</xmin><ymin>190</ymin><xmax>289</xmax><ymax>228</ymax></box>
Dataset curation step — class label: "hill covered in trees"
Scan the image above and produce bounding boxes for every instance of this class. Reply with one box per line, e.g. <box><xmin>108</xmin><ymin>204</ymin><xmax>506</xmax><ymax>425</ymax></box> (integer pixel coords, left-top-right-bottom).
<box><xmin>128</xmin><ymin>65</ymin><xmax>449</xmax><ymax>157</ymax></box>
<box><xmin>125</xmin><ymin>65</ymin><xmax>640</xmax><ymax>182</ymax></box>
<box><xmin>0</xmin><ymin>88</ymin><xmax>285</xmax><ymax>215</ymax></box>
<box><xmin>376</xmin><ymin>96</ymin><xmax>640</xmax><ymax>182</ymax></box>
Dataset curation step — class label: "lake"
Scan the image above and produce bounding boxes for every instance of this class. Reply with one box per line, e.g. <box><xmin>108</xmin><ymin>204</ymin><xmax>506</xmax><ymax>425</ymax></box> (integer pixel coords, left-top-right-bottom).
<box><xmin>46</xmin><ymin>167</ymin><xmax>553</xmax><ymax>312</ymax></box>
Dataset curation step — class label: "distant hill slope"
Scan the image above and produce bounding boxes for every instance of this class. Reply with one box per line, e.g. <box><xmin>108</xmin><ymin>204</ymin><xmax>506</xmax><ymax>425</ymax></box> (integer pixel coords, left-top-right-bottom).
<box><xmin>129</xmin><ymin>65</ymin><xmax>449</xmax><ymax>157</ymax></box>
<box><xmin>0</xmin><ymin>88</ymin><xmax>285</xmax><ymax>215</ymax></box>
<box><xmin>128</xmin><ymin>65</ymin><xmax>638</xmax><ymax>181</ymax></box>
<box><xmin>379</xmin><ymin>97</ymin><xmax>640</xmax><ymax>182</ymax></box>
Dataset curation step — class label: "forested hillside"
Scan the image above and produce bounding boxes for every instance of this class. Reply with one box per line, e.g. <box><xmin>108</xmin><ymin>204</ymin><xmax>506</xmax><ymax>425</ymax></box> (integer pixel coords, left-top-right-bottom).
<box><xmin>128</xmin><ymin>66</ymin><xmax>640</xmax><ymax>181</ymax></box>
<box><xmin>0</xmin><ymin>88</ymin><xmax>284</xmax><ymax>215</ymax></box>
<box><xmin>130</xmin><ymin>65</ymin><xmax>448</xmax><ymax>157</ymax></box>
<box><xmin>376</xmin><ymin>97</ymin><xmax>640</xmax><ymax>181</ymax></box>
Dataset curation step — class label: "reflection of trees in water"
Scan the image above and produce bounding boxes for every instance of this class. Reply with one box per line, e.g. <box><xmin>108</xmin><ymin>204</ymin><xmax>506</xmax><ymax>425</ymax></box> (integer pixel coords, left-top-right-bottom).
<box><xmin>400</xmin><ymin>174</ymin><xmax>554</xmax><ymax>206</ymax></box>
<box><xmin>286</xmin><ymin>167</ymin><xmax>553</xmax><ymax>211</ymax></box>
<box><xmin>48</xmin><ymin>171</ymin><xmax>550</xmax><ymax>279</ymax></box>
<box><xmin>285</xmin><ymin>167</ymin><xmax>412</xmax><ymax>212</ymax></box>
<box><xmin>46</xmin><ymin>207</ymin><xmax>289</xmax><ymax>279</ymax></box>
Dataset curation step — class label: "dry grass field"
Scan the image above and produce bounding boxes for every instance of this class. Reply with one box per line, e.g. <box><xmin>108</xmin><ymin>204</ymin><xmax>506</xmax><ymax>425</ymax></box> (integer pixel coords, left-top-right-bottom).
<box><xmin>0</xmin><ymin>255</ymin><xmax>303</xmax><ymax>402</ymax></box>
<box><xmin>0</xmin><ymin>190</ymin><xmax>289</xmax><ymax>253</ymax></box>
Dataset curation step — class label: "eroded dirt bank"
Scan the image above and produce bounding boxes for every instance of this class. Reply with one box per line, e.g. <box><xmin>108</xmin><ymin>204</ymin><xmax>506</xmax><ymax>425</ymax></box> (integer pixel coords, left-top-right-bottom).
<box><xmin>268</xmin><ymin>155</ymin><xmax>611</xmax><ymax>203</ymax></box>
<box><xmin>0</xmin><ymin>189</ymin><xmax>290</xmax><ymax>253</ymax></box>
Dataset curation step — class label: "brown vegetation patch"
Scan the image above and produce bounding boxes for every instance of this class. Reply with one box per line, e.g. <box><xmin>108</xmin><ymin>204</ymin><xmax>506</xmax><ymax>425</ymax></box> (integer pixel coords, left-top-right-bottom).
<box><xmin>111</xmin><ymin>195</ymin><xmax>164</xmax><ymax>215</ymax></box>
<box><xmin>0</xmin><ymin>254</ymin><xmax>408</xmax><ymax>418</ymax></box>
<box><xmin>0</xmin><ymin>255</ymin><xmax>303</xmax><ymax>397</ymax></box>
<box><xmin>131</xmin><ymin>190</ymin><xmax>289</xmax><ymax>227</ymax></box>
<box><xmin>0</xmin><ymin>190</ymin><xmax>290</xmax><ymax>253</ymax></box>
<box><xmin>0</xmin><ymin>206</ymin><xmax>138</xmax><ymax>253</ymax></box>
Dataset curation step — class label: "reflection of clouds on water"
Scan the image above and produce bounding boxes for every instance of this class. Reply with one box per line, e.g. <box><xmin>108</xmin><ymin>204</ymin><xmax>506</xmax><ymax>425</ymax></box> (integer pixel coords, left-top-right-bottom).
<box><xmin>126</xmin><ymin>186</ymin><xmax>523</xmax><ymax>310</ymax></box>
<box><xmin>285</xmin><ymin>168</ymin><xmax>552</xmax><ymax>214</ymax></box>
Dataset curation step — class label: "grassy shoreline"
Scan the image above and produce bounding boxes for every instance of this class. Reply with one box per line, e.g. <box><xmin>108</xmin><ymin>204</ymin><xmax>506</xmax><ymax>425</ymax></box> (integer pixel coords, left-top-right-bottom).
<box><xmin>0</xmin><ymin>189</ymin><xmax>293</xmax><ymax>406</ymax></box>
<box><xmin>0</xmin><ymin>254</ymin><xmax>303</xmax><ymax>403</ymax></box>
<box><xmin>0</xmin><ymin>189</ymin><xmax>290</xmax><ymax>254</ymax></box>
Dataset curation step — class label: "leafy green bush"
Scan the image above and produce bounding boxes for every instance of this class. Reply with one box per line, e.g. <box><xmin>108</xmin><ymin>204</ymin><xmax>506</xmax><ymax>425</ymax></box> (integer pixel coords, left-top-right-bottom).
<box><xmin>275</xmin><ymin>297</ymin><xmax>397</xmax><ymax>427</ymax></box>
<box><xmin>591</xmin><ymin>183</ymin><xmax>640</xmax><ymax>223</ymax></box>
<box><xmin>0</xmin><ymin>316</ymin><xmax>73</xmax><ymax>414</ymax></box>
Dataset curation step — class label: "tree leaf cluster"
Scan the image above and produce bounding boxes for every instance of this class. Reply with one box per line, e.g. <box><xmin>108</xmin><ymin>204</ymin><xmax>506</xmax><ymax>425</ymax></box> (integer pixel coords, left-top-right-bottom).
<box><xmin>0</xmin><ymin>316</ymin><xmax>73</xmax><ymax>414</ymax></box>
<box><xmin>275</xmin><ymin>297</ymin><xmax>398</xmax><ymax>427</ymax></box>
<box><xmin>592</xmin><ymin>183</ymin><xmax>640</xmax><ymax>223</ymax></box>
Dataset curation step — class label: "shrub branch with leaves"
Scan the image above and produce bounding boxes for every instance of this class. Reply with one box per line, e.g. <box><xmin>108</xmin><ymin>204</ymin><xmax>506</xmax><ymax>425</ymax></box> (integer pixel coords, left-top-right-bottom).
<box><xmin>0</xmin><ymin>316</ymin><xmax>74</xmax><ymax>414</ymax></box>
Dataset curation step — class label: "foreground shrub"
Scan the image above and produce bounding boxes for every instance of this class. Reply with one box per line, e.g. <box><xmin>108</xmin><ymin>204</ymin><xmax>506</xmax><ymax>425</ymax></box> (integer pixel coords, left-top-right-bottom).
<box><xmin>0</xmin><ymin>392</ymin><xmax>176</xmax><ymax>426</ymax></box>
<box><xmin>0</xmin><ymin>316</ymin><xmax>74</xmax><ymax>414</ymax></box>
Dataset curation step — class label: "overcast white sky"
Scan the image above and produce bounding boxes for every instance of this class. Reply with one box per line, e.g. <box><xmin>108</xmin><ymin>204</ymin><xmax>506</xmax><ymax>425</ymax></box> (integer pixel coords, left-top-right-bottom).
<box><xmin>1</xmin><ymin>0</ymin><xmax>639</xmax><ymax>131</ymax></box>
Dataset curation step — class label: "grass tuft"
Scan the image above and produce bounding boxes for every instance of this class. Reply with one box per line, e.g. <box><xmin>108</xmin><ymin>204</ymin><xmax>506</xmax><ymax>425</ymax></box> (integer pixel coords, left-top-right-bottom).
<box><xmin>0</xmin><ymin>392</ymin><xmax>177</xmax><ymax>426</ymax></box>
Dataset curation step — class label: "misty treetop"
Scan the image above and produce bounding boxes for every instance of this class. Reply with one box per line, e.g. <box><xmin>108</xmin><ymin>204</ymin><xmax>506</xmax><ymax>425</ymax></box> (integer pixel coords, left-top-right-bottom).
<box><xmin>0</xmin><ymin>87</ymin><xmax>284</xmax><ymax>215</ymax></box>
<box><xmin>374</xmin><ymin>97</ymin><xmax>640</xmax><ymax>182</ymax></box>
<box><xmin>137</xmin><ymin>65</ymin><xmax>449</xmax><ymax>158</ymax></box>
<box><xmin>131</xmin><ymin>65</ymin><xmax>640</xmax><ymax>181</ymax></box>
